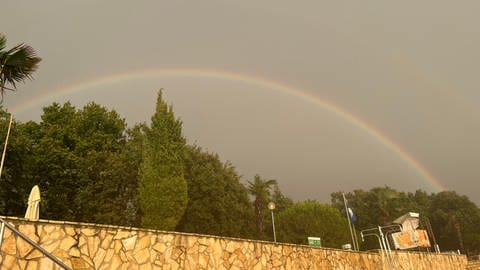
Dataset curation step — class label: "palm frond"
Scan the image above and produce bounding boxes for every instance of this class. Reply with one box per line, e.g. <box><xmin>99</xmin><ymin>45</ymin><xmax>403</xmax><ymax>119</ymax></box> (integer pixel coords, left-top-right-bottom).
<box><xmin>0</xmin><ymin>43</ymin><xmax>41</xmax><ymax>89</ymax></box>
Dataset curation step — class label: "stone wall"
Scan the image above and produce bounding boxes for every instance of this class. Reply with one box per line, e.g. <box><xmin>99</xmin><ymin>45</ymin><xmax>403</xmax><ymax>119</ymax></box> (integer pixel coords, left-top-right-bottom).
<box><xmin>466</xmin><ymin>260</ymin><xmax>480</xmax><ymax>270</ymax></box>
<box><xmin>389</xmin><ymin>251</ymin><xmax>467</xmax><ymax>270</ymax></box>
<box><xmin>0</xmin><ymin>216</ymin><xmax>467</xmax><ymax>270</ymax></box>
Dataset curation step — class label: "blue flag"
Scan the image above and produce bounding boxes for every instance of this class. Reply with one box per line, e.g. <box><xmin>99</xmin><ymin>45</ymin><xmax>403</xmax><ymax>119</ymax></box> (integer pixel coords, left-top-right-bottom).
<box><xmin>347</xmin><ymin>206</ymin><xmax>357</xmax><ymax>223</ymax></box>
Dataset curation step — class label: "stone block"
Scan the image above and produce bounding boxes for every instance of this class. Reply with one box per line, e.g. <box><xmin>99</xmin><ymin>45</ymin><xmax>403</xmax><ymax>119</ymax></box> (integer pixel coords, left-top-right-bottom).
<box><xmin>1</xmin><ymin>254</ymin><xmax>15</xmax><ymax>270</ymax></box>
<box><xmin>119</xmin><ymin>250</ymin><xmax>127</xmax><ymax>262</ymax></box>
<box><xmin>139</xmin><ymin>261</ymin><xmax>153</xmax><ymax>270</ymax></box>
<box><xmin>26</xmin><ymin>249</ymin><xmax>43</xmax><ymax>260</ymax></box>
<box><xmin>2</xmin><ymin>235</ymin><xmax>16</xmax><ymax>255</ymax></box>
<box><xmin>44</xmin><ymin>224</ymin><xmax>56</xmax><ymax>233</ymax></box>
<box><xmin>38</xmin><ymin>257</ymin><xmax>54</xmax><ymax>269</ymax></box>
<box><xmin>69</xmin><ymin>247</ymin><xmax>81</xmax><ymax>258</ymax></box>
<box><xmin>100</xmin><ymin>229</ymin><xmax>107</xmax><ymax>240</ymax></box>
<box><xmin>43</xmin><ymin>238</ymin><xmax>60</xmax><ymax>253</ymax></box>
<box><xmin>114</xmin><ymin>230</ymin><xmax>131</xmax><ymax>240</ymax></box>
<box><xmin>71</xmin><ymin>257</ymin><xmax>89</xmax><ymax>270</ymax></box>
<box><xmin>125</xmin><ymin>250</ymin><xmax>136</xmax><ymax>263</ymax></box>
<box><xmin>152</xmin><ymin>242</ymin><xmax>167</xmax><ymax>253</ymax></box>
<box><xmin>3</xmin><ymin>227</ymin><xmax>12</xmax><ymax>238</ymax></box>
<box><xmin>18</xmin><ymin>224</ymin><xmax>37</xmax><ymax>238</ymax></box>
<box><xmin>122</xmin><ymin>235</ymin><xmax>137</xmax><ymax>251</ymax></box>
<box><xmin>79</xmin><ymin>235</ymin><xmax>87</xmax><ymax>248</ymax></box>
<box><xmin>111</xmin><ymin>255</ymin><xmax>123</xmax><ymax>270</ymax></box>
<box><xmin>93</xmin><ymin>248</ymin><xmax>107</xmax><ymax>268</ymax></box>
<box><xmin>81</xmin><ymin>228</ymin><xmax>96</xmax><ymax>237</ymax></box>
<box><xmin>133</xmin><ymin>248</ymin><xmax>151</xmax><ymax>264</ymax></box>
<box><xmin>26</xmin><ymin>260</ymin><xmax>38</xmax><ymax>270</ymax></box>
<box><xmin>162</xmin><ymin>234</ymin><xmax>174</xmax><ymax>243</ymax></box>
<box><xmin>18</xmin><ymin>260</ymin><xmax>26</xmax><ymax>270</ymax></box>
<box><xmin>80</xmin><ymin>241</ymin><xmax>89</xmax><ymax>257</ymax></box>
<box><xmin>65</xmin><ymin>226</ymin><xmax>76</xmax><ymax>236</ymax></box>
<box><xmin>87</xmin><ymin>236</ymin><xmax>100</xmax><ymax>257</ymax></box>
<box><xmin>49</xmin><ymin>228</ymin><xmax>65</xmax><ymax>241</ymax></box>
<box><xmin>52</xmin><ymin>248</ymin><xmax>69</xmax><ymax>258</ymax></box>
<box><xmin>114</xmin><ymin>240</ymin><xmax>123</xmax><ymax>253</ymax></box>
<box><xmin>60</xmin><ymin>235</ymin><xmax>77</xmax><ymax>251</ymax></box>
<box><xmin>81</xmin><ymin>253</ymin><xmax>95</xmax><ymax>268</ymax></box>
<box><xmin>104</xmin><ymin>247</ymin><xmax>115</xmax><ymax>263</ymax></box>
<box><xmin>17</xmin><ymin>237</ymin><xmax>35</xmax><ymax>258</ymax></box>
<box><xmin>101</xmin><ymin>232</ymin><xmax>114</xmax><ymax>249</ymax></box>
<box><xmin>137</xmin><ymin>235</ymin><xmax>151</xmax><ymax>250</ymax></box>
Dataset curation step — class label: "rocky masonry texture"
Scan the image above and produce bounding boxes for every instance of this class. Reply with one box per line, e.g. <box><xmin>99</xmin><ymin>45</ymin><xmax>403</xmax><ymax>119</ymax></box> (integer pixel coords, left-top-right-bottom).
<box><xmin>0</xmin><ymin>216</ymin><xmax>467</xmax><ymax>270</ymax></box>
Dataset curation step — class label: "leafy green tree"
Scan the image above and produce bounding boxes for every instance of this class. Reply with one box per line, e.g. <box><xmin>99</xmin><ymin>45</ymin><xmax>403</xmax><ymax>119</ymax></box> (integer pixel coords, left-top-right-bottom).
<box><xmin>31</xmin><ymin>103</ymin><xmax>84</xmax><ymax>221</ymax></box>
<box><xmin>332</xmin><ymin>187</ymin><xmax>425</xmax><ymax>250</ymax></box>
<box><xmin>276</xmin><ymin>201</ymin><xmax>350</xmax><ymax>247</ymax></box>
<box><xmin>0</xmin><ymin>102</ymin><xmax>140</xmax><ymax>225</ymax></box>
<box><xmin>119</xmin><ymin>124</ymin><xmax>148</xmax><ymax>226</ymax></box>
<box><xmin>176</xmin><ymin>145</ymin><xmax>254</xmax><ymax>238</ymax></box>
<box><xmin>138</xmin><ymin>91</ymin><xmax>188</xmax><ymax>230</ymax></box>
<box><xmin>0</xmin><ymin>34</ymin><xmax>41</xmax><ymax>101</ymax></box>
<box><xmin>71</xmin><ymin>103</ymin><xmax>135</xmax><ymax>225</ymax></box>
<box><xmin>331</xmin><ymin>187</ymin><xmax>416</xmax><ymax>228</ymax></box>
<box><xmin>0</xmin><ymin>110</ymin><xmax>40</xmax><ymax>215</ymax></box>
<box><xmin>428</xmin><ymin>191</ymin><xmax>480</xmax><ymax>255</ymax></box>
<box><xmin>406</xmin><ymin>190</ymin><xmax>433</xmax><ymax>217</ymax></box>
<box><xmin>247</xmin><ymin>175</ymin><xmax>277</xmax><ymax>239</ymax></box>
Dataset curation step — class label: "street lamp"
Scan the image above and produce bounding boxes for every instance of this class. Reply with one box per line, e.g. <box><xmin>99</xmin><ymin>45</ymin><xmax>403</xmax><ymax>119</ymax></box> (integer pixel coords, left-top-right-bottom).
<box><xmin>268</xmin><ymin>201</ymin><xmax>276</xmax><ymax>243</ymax></box>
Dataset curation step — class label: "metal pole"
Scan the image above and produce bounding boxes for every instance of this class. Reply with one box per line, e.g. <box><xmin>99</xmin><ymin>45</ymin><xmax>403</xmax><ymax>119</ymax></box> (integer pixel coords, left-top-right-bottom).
<box><xmin>0</xmin><ymin>114</ymin><xmax>13</xmax><ymax>179</ymax></box>
<box><xmin>271</xmin><ymin>210</ymin><xmax>276</xmax><ymax>243</ymax></box>
<box><xmin>352</xmin><ymin>223</ymin><xmax>360</xmax><ymax>251</ymax></box>
<box><xmin>378</xmin><ymin>226</ymin><xmax>394</xmax><ymax>270</ymax></box>
<box><xmin>342</xmin><ymin>193</ymin><xmax>356</xmax><ymax>250</ymax></box>
<box><xmin>384</xmin><ymin>231</ymin><xmax>393</xmax><ymax>251</ymax></box>
<box><xmin>378</xmin><ymin>226</ymin><xmax>387</xmax><ymax>252</ymax></box>
<box><xmin>0</xmin><ymin>222</ymin><xmax>5</xmax><ymax>247</ymax></box>
<box><xmin>425</xmin><ymin>217</ymin><xmax>439</xmax><ymax>253</ymax></box>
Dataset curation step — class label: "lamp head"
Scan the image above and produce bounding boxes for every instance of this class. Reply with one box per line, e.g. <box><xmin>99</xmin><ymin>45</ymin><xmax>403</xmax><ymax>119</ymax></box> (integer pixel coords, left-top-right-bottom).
<box><xmin>268</xmin><ymin>202</ymin><xmax>276</xmax><ymax>210</ymax></box>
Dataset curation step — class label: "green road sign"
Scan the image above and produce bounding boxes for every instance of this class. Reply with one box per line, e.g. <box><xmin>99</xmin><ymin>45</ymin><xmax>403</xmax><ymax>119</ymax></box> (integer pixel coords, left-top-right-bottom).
<box><xmin>308</xmin><ymin>237</ymin><xmax>321</xmax><ymax>247</ymax></box>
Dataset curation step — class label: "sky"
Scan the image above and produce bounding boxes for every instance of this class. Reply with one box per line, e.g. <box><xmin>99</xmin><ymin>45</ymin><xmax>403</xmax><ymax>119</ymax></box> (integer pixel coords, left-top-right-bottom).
<box><xmin>2</xmin><ymin>1</ymin><xmax>480</xmax><ymax>205</ymax></box>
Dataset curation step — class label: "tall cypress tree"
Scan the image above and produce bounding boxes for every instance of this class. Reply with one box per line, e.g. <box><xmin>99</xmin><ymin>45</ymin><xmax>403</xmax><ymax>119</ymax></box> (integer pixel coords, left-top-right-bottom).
<box><xmin>139</xmin><ymin>90</ymin><xmax>188</xmax><ymax>230</ymax></box>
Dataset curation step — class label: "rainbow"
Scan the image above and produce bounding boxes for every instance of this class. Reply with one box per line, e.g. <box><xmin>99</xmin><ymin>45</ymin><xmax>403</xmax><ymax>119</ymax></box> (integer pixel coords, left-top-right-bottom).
<box><xmin>11</xmin><ymin>67</ymin><xmax>446</xmax><ymax>191</ymax></box>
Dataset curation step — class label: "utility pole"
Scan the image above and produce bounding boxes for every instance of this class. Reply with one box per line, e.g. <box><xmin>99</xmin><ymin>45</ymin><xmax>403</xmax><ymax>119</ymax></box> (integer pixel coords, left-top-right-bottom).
<box><xmin>0</xmin><ymin>114</ymin><xmax>13</xmax><ymax>178</ymax></box>
<box><xmin>342</xmin><ymin>193</ymin><xmax>357</xmax><ymax>250</ymax></box>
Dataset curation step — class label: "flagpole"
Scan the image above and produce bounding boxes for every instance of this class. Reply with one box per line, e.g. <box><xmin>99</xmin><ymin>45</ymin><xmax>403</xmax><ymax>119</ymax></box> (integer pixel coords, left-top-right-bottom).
<box><xmin>352</xmin><ymin>223</ymin><xmax>360</xmax><ymax>251</ymax></box>
<box><xmin>0</xmin><ymin>114</ymin><xmax>13</xmax><ymax>179</ymax></box>
<box><xmin>342</xmin><ymin>192</ymin><xmax>356</xmax><ymax>250</ymax></box>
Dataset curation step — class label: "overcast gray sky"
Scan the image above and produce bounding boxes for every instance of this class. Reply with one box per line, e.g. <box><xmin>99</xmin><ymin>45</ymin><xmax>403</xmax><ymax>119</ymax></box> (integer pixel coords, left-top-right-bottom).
<box><xmin>2</xmin><ymin>1</ymin><xmax>479</xmax><ymax>204</ymax></box>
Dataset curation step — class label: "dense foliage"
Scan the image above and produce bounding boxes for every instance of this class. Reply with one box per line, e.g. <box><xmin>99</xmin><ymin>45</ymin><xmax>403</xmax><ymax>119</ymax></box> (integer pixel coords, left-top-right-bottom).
<box><xmin>276</xmin><ymin>201</ymin><xmax>350</xmax><ymax>247</ymax></box>
<box><xmin>176</xmin><ymin>145</ymin><xmax>254</xmax><ymax>238</ymax></box>
<box><xmin>331</xmin><ymin>187</ymin><xmax>480</xmax><ymax>255</ymax></box>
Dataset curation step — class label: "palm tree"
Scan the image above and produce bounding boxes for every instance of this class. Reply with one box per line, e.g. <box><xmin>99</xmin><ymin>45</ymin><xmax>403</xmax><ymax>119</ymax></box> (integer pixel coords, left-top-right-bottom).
<box><xmin>247</xmin><ymin>174</ymin><xmax>277</xmax><ymax>239</ymax></box>
<box><xmin>0</xmin><ymin>34</ymin><xmax>41</xmax><ymax>102</ymax></box>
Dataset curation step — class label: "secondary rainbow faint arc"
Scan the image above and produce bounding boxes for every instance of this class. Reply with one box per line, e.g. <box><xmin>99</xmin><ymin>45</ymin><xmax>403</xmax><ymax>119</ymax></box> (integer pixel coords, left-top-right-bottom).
<box><xmin>12</xmin><ymin>68</ymin><xmax>445</xmax><ymax>191</ymax></box>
